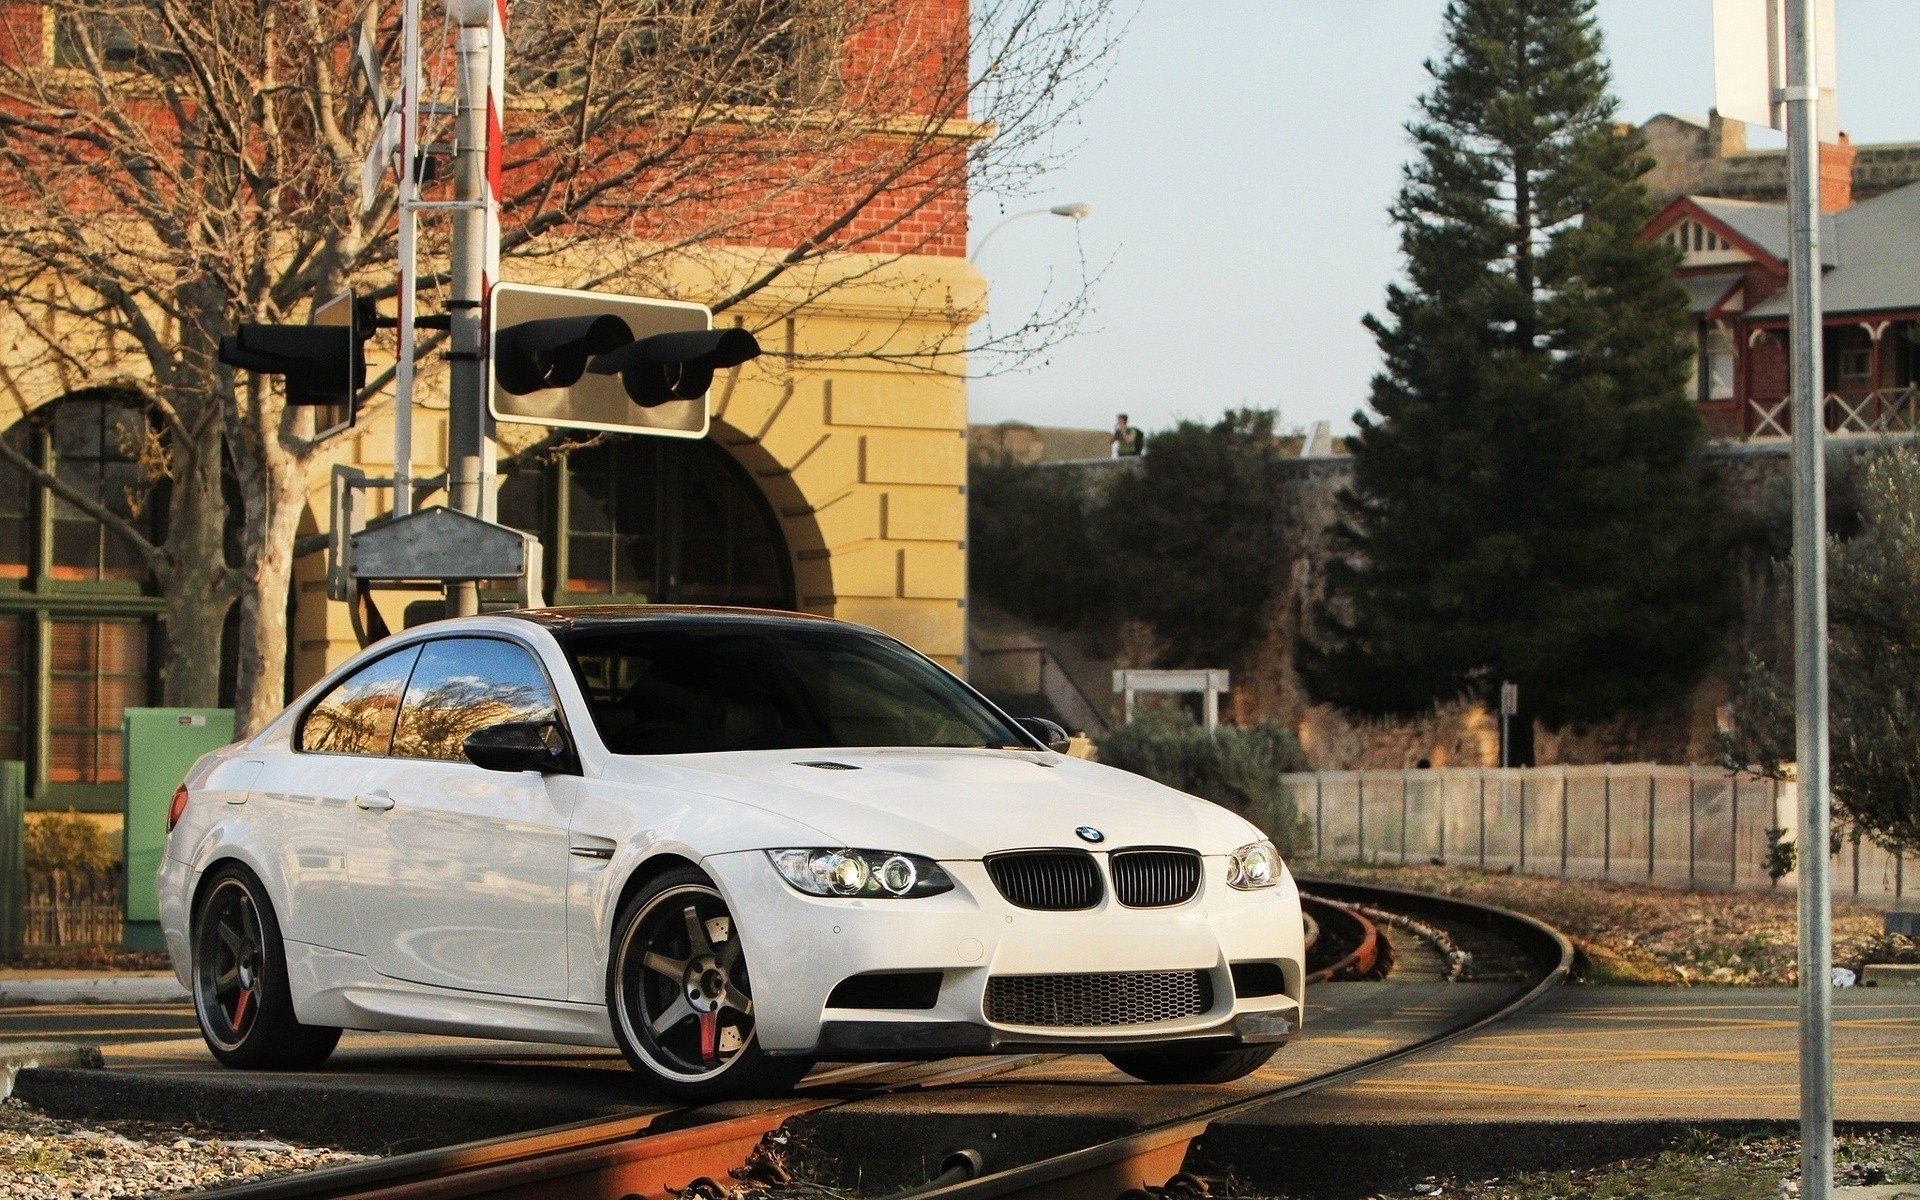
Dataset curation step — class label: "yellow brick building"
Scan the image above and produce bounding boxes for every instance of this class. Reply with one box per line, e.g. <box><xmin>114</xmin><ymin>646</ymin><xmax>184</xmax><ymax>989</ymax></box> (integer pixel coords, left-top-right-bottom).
<box><xmin>293</xmin><ymin>251</ymin><xmax>983</xmax><ymax>689</ymax></box>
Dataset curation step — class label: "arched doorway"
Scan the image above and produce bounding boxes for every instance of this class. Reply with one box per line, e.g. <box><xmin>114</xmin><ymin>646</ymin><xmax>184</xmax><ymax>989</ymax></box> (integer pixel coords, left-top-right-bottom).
<box><xmin>498</xmin><ymin>434</ymin><xmax>794</xmax><ymax>609</ymax></box>
<box><xmin>0</xmin><ymin>391</ymin><xmax>167</xmax><ymax>810</ymax></box>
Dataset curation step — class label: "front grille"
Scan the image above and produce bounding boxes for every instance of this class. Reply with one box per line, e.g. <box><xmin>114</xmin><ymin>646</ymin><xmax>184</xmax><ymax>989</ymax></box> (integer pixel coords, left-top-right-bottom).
<box><xmin>1110</xmin><ymin>849</ymin><xmax>1201</xmax><ymax>907</ymax></box>
<box><xmin>985</xmin><ymin>851</ymin><xmax>1101</xmax><ymax>910</ymax></box>
<box><xmin>985</xmin><ymin>970</ymin><xmax>1213</xmax><ymax>1027</ymax></box>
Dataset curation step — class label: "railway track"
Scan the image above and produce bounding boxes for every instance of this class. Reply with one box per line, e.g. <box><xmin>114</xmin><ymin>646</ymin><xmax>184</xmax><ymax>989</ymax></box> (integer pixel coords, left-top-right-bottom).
<box><xmin>190</xmin><ymin>879</ymin><xmax>1572</xmax><ymax>1200</ymax></box>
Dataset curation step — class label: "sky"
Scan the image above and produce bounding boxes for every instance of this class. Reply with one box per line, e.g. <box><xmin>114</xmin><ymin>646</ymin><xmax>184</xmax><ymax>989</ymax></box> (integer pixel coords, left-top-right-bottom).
<box><xmin>965</xmin><ymin>0</ymin><xmax>1920</xmax><ymax>438</ymax></box>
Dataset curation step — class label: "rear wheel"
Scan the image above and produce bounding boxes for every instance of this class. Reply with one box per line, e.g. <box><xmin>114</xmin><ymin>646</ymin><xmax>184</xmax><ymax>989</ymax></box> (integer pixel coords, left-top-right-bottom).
<box><xmin>1104</xmin><ymin>1044</ymin><xmax>1278</xmax><ymax>1085</ymax></box>
<box><xmin>190</xmin><ymin>863</ymin><xmax>341</xmax><ymax>1070</ymax></box>
<box><xmin>607</xmin><ymin>867</ymin><xmax>812</xmax><ymax>1101</ymax></box>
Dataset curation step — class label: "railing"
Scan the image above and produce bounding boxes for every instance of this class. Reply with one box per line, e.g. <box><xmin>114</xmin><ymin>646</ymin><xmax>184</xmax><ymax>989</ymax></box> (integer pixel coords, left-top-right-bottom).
<box><xmin>970</xmin><ymin>644</ymin><xmax>1112</xmax><ymax>737</ymax></box>
<box><xmin>1746</xmin><ymin>385</ymin><xmax>1920</xmax><ymax>439</ymax></box>
<box><xmin>1277</xmin><ymin>764</ymin><xmax>1910</xmax><ymax>901</ymax></box>
<box><xmin>23</xmin><ymin>869</ymin><xmax>123</xmax><ymax>948</ymax></box>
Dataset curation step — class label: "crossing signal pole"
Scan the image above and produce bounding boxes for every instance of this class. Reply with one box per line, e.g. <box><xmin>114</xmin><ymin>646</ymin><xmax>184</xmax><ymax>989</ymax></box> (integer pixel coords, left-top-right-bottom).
<box><xmin>226</xmin><ymin>0</ymin><xmax>760</xmax><ymax>641</ymax></box>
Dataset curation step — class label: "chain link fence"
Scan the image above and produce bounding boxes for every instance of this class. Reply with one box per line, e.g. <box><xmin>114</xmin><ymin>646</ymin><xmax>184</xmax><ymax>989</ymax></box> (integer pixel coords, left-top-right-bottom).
<box><xmin>1278</xmin><ymin>765</ymin><xmax>1910</xmax><ymax>902</ymax></box>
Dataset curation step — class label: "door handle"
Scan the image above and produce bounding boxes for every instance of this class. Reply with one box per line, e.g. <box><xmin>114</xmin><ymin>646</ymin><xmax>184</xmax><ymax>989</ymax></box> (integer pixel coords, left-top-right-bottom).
<box><xmin>354</xmin><ymin>790</ymin><xmax>395</xmax><ymax>812</ymax></box>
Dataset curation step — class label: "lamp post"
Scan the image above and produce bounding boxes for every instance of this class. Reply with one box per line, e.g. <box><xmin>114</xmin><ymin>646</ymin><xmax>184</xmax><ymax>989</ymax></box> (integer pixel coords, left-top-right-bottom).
<box><xmin>970</xmin><ymin>202</ymin><xmax>1092</xmax><ymax>263</ymax></box>
<box><xmin>962</xmin><ymin>201</ymin><xmax>1091</xmax><ymax>685</ymax></box>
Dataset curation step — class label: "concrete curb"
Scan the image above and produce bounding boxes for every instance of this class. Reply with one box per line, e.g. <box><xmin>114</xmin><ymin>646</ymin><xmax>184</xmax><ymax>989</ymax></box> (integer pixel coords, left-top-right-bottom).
<box><xmin>1</xmin><ymin>1041</ymin><xmax>103</xmax><ymax>1101</ymax></box>
<box><xmin>0</xmin><ymin>976</ymin><xmax>189</xmax><ymax>1007</ymax></box>
<box><xmin>1863</xmin><ymin>963</ymin><xmax>1920</xmax><ymax>988</ymax></box>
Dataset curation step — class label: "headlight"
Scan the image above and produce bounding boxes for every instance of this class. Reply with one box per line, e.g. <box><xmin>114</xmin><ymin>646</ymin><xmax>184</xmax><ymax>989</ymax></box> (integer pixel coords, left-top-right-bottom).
<box><xmin>1227</xmin><ymin>840</ymin><xmax>1280</xmax><ymax>890</ymax></box>
<box><xmin>767</xmin><ymin>849</ymin><xmax>954</xmax><ymax>899</ymax></box>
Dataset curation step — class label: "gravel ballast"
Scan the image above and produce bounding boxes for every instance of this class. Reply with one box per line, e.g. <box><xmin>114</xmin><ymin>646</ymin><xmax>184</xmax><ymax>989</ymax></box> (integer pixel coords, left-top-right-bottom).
<box><xmin>0</xmin><ymin>1096</ymin><xmax>369</xmax><ymax>1197</ymax></box>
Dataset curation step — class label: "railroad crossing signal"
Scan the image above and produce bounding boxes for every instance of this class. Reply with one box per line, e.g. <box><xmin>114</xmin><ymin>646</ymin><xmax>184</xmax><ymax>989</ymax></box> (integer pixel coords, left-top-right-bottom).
<box><xmin>218</xmin><ymin>292</ymin><xmax>372</xmax><ymax>417</ymax></box>
<box><xmin>488</xmin><ymin>283</ymin><xmax>761</xmax><ymax>438</ymax></box>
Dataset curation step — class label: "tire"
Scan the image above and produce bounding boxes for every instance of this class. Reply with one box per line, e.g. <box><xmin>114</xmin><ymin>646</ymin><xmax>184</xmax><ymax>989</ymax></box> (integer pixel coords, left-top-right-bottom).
<box><xmin>1103</xmin><ymin>1043</ymin><xmax>1278</xmax><ymax>1085</ymax></box>
<box><xmin>190</xmin><ymin>862</ymin><xmax>341</xmax><ymax>1070</ymax></box>
<box><xmin>607</xmin><ymin>866</ymin><xmax>812</xmax><ymax>1101</ymax></box>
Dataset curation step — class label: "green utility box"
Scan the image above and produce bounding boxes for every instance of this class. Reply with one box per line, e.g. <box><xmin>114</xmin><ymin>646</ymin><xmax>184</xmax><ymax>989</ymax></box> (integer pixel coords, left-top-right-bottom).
<box><xmin>123</xmin><ymin>709</ymin><xmax>234</xmax><ymax>952</ymax></box>
<box><xmin>1</xmin><ymin>761</ymin><xmax>24</xmax><ymax>960</ymax></box>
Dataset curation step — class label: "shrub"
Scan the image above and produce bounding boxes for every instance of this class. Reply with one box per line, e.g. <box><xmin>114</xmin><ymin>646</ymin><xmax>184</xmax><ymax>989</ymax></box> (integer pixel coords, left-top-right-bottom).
<box><xmin>24</xmin><ymin>810</ymin><xmax>118</xmax><ymax>876</ymax></box>
<box><xmin>1096</xmin><ymin>711</ymin><xmax>1312</xmax><ymax>856</ymax></box>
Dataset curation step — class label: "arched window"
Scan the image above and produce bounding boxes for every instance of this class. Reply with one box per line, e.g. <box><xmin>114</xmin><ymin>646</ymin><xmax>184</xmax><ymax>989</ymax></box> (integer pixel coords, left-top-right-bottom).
<box><xmin>499</xmin><ymin>435</ymin><xmax>792</xmax><ymax>608</ymax></box>
<box><xmin>0</xmin><ymin>392</ymin><xmax>165</xmax><ymax>806</ymax></box>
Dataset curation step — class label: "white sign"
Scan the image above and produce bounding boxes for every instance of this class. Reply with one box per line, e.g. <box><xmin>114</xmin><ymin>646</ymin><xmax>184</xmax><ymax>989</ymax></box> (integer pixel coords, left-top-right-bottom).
<box><xmin>361</xmin><ymin>109</ymin><xmax>401</xmax><ymax>214</ymax></box>
<box><xmin>1713</xmin><ymin>0</ymin><xmax>1838</xmax><ymax>143</ymax></box>
<box><xmin>354</xmin><ymin>20</ymin><xmax>398</xmax><ymax>212</ymax></box>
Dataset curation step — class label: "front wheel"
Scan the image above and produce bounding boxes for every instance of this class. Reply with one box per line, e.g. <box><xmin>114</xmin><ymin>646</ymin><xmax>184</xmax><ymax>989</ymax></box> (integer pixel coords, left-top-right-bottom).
<box><xmin>607</xmin><ymin>867</ymin><xmax>812</xmax><ymax>1101</ymax></box>
<box><xmin>1104</xmin><ymin>1044</ymin><xmax>1278</xmax><ymax>1085</ymax></box>
<box><xmin>190</xmin><ymin>863</ymin><xmax>341</xmax><ymax>1070</ymax></box>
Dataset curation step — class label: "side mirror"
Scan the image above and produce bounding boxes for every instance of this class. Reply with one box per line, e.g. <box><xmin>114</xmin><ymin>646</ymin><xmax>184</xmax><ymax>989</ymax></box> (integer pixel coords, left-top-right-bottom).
<box><xmin>1015</xmin><ymin>717</ymin><xmax>1072</xmax><ymax>754</ymax></box>
<box><xmin>464</xmin><ymin>721</ymin><xmax>573</xmax><ymax>774</ymax></box>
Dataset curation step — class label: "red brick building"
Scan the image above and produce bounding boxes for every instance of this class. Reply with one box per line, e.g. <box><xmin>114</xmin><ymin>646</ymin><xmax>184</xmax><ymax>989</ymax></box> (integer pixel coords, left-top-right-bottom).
<box><xmin>1643</xmin><ymin>132</ymin><xmax>1920</xmax><ymax>441</ymax></box>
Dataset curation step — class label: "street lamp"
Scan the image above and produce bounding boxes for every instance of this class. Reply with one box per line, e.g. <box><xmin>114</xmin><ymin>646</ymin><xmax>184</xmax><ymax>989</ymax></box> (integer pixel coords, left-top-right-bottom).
<box><xmin>970</xmin><ymin>202</ymin><xmax>1092</xmax><ymax>262</ymax></box>
<box><xmin>962</xmin><ymin>201</ymin><xmax>1091</xmax><ymax>685</ymax></box>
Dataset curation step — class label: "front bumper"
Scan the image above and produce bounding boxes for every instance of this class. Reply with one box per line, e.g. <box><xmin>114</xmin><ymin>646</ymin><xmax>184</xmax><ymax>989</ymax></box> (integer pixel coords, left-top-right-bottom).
<box><xmin>702</xmin><ymin>851</ymin><xmax>1306</xmax><ymax>1058</ymax></box>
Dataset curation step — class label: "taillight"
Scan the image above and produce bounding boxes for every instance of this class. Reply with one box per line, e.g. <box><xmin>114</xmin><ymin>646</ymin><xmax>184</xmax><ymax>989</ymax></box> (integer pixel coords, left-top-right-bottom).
<box><xmin>167</xmin><ymin>783</ymin><xmax>190</xmax><ymax>833</ymax></box>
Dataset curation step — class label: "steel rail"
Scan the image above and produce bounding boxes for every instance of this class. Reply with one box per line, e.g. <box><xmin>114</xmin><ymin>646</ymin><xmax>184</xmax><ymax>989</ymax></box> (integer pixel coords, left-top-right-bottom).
<box><xmin>1298</xmin><ymin>894</ymin><xmax>1381</xmax><ymax>983</ymax></box>
<box><xmin>886</xmin><ymin>877</ymin><xmax>1574</xmax><ymax>1200</ymax></box>
<box><xmin>190</xmin><ymin>879</ymin><xmax>1571</xmax><ymax>1200</ymax></box>
<box><xmin>190</xmin><ymin>1053</ymin><xmax>1053</xmax><ymax>1200</ymax></box>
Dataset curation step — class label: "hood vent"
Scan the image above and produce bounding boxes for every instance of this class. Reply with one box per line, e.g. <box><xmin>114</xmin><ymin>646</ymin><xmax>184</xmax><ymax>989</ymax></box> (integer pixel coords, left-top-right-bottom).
<box><xmin>985</xmin><ymin>850</ymin><xmax>1101</xmax><ymax>910</ymax></box>
<box><xmin>795</xmin><ymin>760</ymin><xmax>861</xmax><ymax>770</ymax></box>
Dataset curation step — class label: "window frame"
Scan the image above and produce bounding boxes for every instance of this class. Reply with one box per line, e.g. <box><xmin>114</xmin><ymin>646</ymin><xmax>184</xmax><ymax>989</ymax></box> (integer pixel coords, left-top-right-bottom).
<box><xmin>499</xmin><ymin>435</ymin><xmax>794</xmax><ymax>610</ymax></box>
<box><xmin>555</xmin><ymin>620</ymin><xmax>1036</xmax><ymax>758</ymax></box>
<box><xmin>294</xmin><ymin>643</ymin><xmax>423</xmax><ymax>758</ymax></box>
<box><xmin>295</xmin><ymin>632</ymin><xmax>578</xmax><ymax>768</ymax></box>
<box><xmin>0</xmin><ymin>393</ymin><xmax>168</xmax><ymax>812</ymax></box>
<box><xmin>388</xmin><ymin>634</ymin><xmax>568</xmax><ymax>765</ymax></box>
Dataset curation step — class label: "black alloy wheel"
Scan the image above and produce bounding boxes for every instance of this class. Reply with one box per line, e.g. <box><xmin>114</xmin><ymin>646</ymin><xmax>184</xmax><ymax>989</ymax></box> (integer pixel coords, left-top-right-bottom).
<box><xmin>608</xmin><ymin>867</ymin><xmax>811</xmax><ymax>1100</ymax></box>
<box><xmin>190</xmin><ymin>863</ymin><xmax>341</xmax><ymax>1070</ymax></box>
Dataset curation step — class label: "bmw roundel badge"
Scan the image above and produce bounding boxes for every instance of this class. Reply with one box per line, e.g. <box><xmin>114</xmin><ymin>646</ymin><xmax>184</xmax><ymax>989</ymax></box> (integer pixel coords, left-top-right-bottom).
<box><xmin>1075</xmin><ymin>826</ymin><xmax>1105</xmax><ymax>844</ymax></box>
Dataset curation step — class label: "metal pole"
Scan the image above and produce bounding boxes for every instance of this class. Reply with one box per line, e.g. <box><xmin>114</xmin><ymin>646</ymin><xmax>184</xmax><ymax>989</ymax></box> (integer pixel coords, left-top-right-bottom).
<box><xmin>1399</xmin><ymin>771</ymin><xmax>1409</xmax><ymax>864</ymax></box>
<box><xmin>1518</xmin><ymin>775</ymin><xmax>1527</xmax><ymax>874</ymax></box>
<box><xmin>1689</xmin><ymin>772</ymin><xmax>1698</xmax><ymax>888</ymax></box>
<box><xmin>1315</xmin><ymin>775</ymin><xmax>1324</xmax><ymax>860</ymax></box>
<box><xmin>445</xmin><ymin>0</ymin><xmax>500</xmax><ymax>617</ymax></box>
<box><xmin>1551</xmin><ymin>771</ymin><xmax>1566</xmax><ymax>875</ymax></box>
<box><xmin>1357</xmin><ymin>774</ymin><xmax>1365</xmax><ymax>863</ymax></box>
<box><xmin>392</xmin><ymin>0</ymin><xmax>422</xmax><ymax>519</ymax></box>
<box><xmin>1648</xmin><ymin>774</ymin><xmax>1656</xmax><ymax>880</ymax></box>
<box><xmin>1785</xmin><ymin>1</ymin><xmax>1834</xmax><ymax>1192</ymax></box>
<box><xmin>1604</xmin><ymin>769</ymin><xmax>1613</xmax><ymax>879</ymax></box>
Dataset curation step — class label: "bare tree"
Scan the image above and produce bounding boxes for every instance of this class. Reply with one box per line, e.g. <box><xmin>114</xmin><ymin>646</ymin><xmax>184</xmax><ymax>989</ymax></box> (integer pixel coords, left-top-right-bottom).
<box><xmin>0</xmin><ymin>0</ymin><xmax>1120</xmax><ymax>732</ymax></box>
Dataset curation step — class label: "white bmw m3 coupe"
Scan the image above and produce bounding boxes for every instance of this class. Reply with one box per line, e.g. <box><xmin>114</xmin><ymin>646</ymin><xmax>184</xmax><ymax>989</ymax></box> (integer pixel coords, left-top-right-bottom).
<box><xmin>160</xmin><ymin>607</ymin><xmax>1305</xmax><ymax>1099</ymax></box>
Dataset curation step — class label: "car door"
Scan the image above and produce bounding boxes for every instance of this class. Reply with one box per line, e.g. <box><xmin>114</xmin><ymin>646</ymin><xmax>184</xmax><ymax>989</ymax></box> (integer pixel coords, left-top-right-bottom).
<box><xmin>346</xmin><ymin>634</ymin><xmax>574</xmax><ymax>1000</ymax></box>
<box><xmin>275</xmin><ymin>643</ymin><xmax>424</xmax><ymax>954</ymax></box>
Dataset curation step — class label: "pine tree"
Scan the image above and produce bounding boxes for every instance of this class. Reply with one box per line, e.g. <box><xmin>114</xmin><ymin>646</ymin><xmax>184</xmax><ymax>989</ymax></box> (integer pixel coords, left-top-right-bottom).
<box><xmin>1300</xmin><ymin>0</ymin><xmax>1731</xmax><ymax>755</ymax></box>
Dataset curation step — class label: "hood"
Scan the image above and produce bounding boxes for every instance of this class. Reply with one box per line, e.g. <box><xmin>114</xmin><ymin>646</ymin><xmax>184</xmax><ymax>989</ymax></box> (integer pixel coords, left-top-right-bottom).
<box><xmin>601</xmin><ymin>747</ymin><xmax>1264</xmax><ymax>861</ymax></box>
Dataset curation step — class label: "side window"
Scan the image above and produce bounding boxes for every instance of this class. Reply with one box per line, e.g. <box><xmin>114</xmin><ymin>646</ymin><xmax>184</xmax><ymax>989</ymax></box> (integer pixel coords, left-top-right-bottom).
<box><xmin>391</xmin><ymin>638</ymin><xmax>559</xmax><ymax>762</ymax></box>
<box><xmin>299</xmin><ymin>647</ymin><xmax>422</xmax><ymax>755</ymax></box>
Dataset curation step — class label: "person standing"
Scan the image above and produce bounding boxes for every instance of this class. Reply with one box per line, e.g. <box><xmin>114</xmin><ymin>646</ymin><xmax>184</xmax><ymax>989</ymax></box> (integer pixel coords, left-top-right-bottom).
<box><xmin>1111</xmin><ymin>413</ymin><xmax>1144</xmax><ymax>457</ymax></box>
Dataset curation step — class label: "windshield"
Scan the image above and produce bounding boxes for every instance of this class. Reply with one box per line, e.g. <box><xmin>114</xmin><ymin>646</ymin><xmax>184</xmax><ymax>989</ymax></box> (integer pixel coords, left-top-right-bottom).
<box><xmin>559</xmin><ymin>622</ymin><xmax>1033</xmax><ymax>755</ymax></box>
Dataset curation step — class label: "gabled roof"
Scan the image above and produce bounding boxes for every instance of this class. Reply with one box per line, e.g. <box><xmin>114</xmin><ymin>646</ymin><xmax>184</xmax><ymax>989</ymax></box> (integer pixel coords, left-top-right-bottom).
<box><xmin>1689</xmin><ymin>196</ymin><xmax>1838</xmax><ymax>267</ymax></box>
<box><xmin>1681</xmin><ymin>272</ymin><xmax>1743</xmax><ymax>315</ymax></box>
<box><xmin>1746</xmin><ymin>179</ymin><xmax>1920</xmax><ymax>317</ymax></box>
